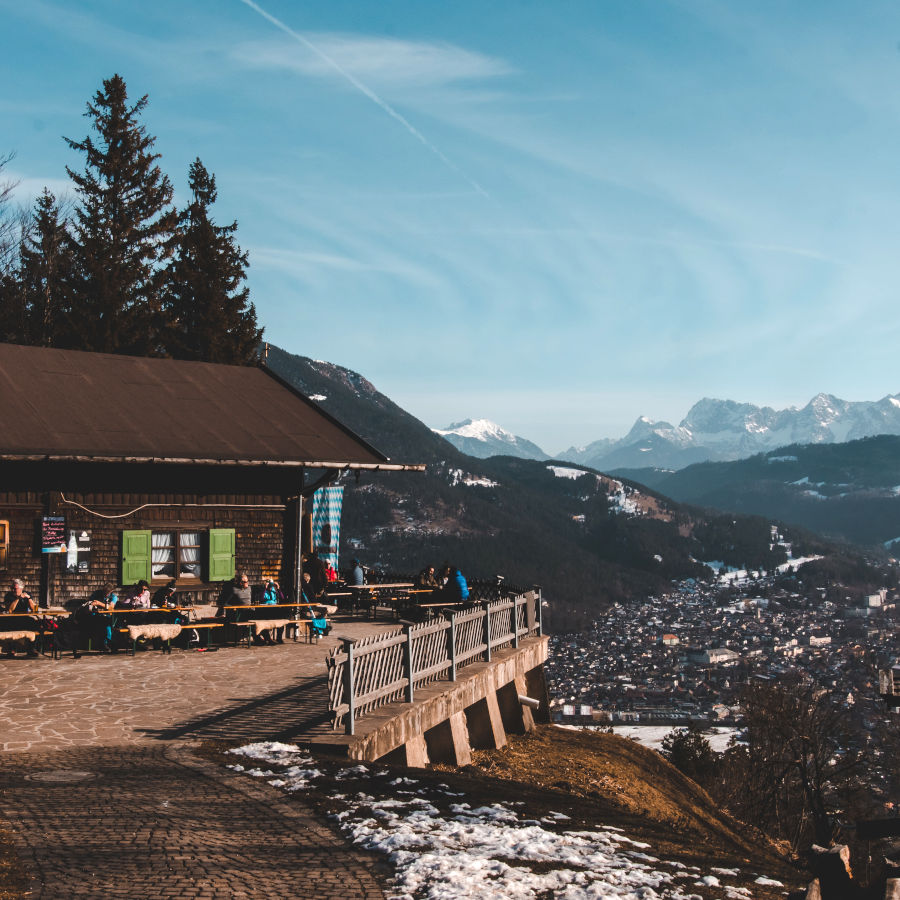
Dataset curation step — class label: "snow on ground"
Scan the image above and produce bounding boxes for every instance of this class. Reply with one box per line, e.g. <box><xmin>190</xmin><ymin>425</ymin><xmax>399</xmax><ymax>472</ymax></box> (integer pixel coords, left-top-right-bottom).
<box><xmin>448</xmin><ymin>468</ymin><xmax>499</xmax><ymax>488</ymax></box>
<box><xmin>225</xmin><ymin>741</ymin><xmax>750</xmax><ymax>899</ymax></box>
<box><xmin>608</xmin><ymin>726</ymin><xmax>737</xmax><ymax>753</ymax></box>
<box><xmin>774</xmin><ymin>555</ymin><xmax>823</xmax><ymax>573</ymax></box>
<box><xmin>547</xmin><ymin>465</ymin><xmax>588</xmax><ymax>480</ymax></box>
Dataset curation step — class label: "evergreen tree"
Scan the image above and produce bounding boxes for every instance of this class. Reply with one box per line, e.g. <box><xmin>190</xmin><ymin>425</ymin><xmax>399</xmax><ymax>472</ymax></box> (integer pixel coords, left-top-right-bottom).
<box><xmin>18</xmin><ymin>190</ymin><xmax>74</xmax><ymax>347</ymax></box>
<box><xmin>0</xmin><ymin>152</ymin><xmax>26</xmax><ymax>343</ymax></box>
<box><xmin>163</xmin><ymin>158</ymin><xmax>261</xmax><ymax>364</ymax></box>
<box><xmin>65</xmin><ymin>74</ymin><xmax>176</xmax><ymax>355</ymax></box>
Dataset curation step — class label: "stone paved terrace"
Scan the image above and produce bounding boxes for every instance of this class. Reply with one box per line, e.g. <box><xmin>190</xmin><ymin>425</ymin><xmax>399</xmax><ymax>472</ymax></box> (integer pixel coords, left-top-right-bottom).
<box><xmin>0</xmin><ymin>619</ymin><xmax>400</xmax><ymax>898</ymax></box>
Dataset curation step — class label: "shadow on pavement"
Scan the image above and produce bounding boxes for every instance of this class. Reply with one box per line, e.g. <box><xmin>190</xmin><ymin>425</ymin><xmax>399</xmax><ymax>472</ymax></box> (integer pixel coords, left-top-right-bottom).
<box><xmin>142</xmin><ymin>674</ymin><xmax>334</xmax><ymax>743</ymax></box>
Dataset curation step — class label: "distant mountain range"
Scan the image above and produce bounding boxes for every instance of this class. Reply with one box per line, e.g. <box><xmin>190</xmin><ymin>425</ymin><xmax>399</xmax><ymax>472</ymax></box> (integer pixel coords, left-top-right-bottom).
<box><xmin>263</xmin><ymin>345</ymin><xmax>883</xmax><ymax>629</ymax></box>
<box><xmin>564</xmin><ymin>393</ymin><xmax>900</xmax><ymax>470</ymax></box>
<box><xmin>434</xmin><ymin>419</ymin><xmax>549</xmax><ymax>460</ymax></box>
<box><xmin>432</xmin><ymin>393</ymin><xmax>900</xmax><ymax>471</ymax></box>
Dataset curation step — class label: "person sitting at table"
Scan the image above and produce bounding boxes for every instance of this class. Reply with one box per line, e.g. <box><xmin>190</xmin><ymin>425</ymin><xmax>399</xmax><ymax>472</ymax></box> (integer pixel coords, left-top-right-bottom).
<box><xmin>260</xmin><ymin>578</ymin><xmax>287</xmax><ymax>642</ymax></box>
<box><xmin>415</xmin><ymin>565</ymin><xmax>440</xmax><ymax>590</ymax></box>
<box><xmin>443</xmin><ymin>566</ymin><xmax>470</xmax><ymax>604</ymax></box>
<box><xmin>262</xmin><ymin>579</ymin><xmax>284</xmax><ymax>605</ymax></box>
<box><xmin>348</xmin><ymin>559</ymin><xmax>365</xmax><ymax>587</ymax></box>
<box><xmin>152</xmin><ymin>580</ymin><xmax>177</xmax><ymax>608</ymax></box>
<box><xmin>74</xmin><ymin>586</ymin><xmax>115</xmax><ymax>653</ymax></box>
<box><xmin>229</xmin><ymin>573</ymin><xmax>253</xmax><ymax>606</ymax></box>
<box><xmin>130</xmin><ymin>579</ymin><xmax>151</xmax><ymax>609</ymax></box>
<box><xmin>2</xmin><ymin>578</ymin><xmax>40</xmax><ymax>658</ymax></box>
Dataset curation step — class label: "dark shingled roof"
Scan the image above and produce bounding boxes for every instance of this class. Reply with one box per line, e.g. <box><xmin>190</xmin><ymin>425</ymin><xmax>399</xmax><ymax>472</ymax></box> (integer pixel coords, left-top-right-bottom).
<box><xmin>0</xmin><ymin>344</ymin><xmax>413</xmax><ymax>469</ymax></box>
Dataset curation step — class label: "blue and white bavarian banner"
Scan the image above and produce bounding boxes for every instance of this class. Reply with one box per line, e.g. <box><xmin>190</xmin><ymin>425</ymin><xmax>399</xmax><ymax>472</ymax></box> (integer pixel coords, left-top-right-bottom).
<box><xmin>311</xmin><ymin>486</ymin><xmax>343</xmax><ymax>571</ymax></box>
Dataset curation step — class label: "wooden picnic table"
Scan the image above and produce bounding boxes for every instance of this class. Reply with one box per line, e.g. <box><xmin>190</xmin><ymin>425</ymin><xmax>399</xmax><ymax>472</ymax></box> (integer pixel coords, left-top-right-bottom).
<box><xmin>349</xmin><ymin>582</ymin><xmax>414</xmax><ymax>590</ymax></box>
<box><xmin>221</xmin><ymin>603</ymin><xmax>322</xmax><ymax>647</ymax></box>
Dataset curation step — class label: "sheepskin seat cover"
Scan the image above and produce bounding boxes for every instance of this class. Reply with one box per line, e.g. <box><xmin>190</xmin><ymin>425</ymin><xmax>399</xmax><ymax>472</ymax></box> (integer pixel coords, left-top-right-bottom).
<box><xmin>247</xmin><ymin>619</ymin><xmax>292</xmax><ymax>635</ymax></box>
<box><xmin>126</xmin><ymin>623</ymin><xmax>182</xmax><ymax>641</ymax></box>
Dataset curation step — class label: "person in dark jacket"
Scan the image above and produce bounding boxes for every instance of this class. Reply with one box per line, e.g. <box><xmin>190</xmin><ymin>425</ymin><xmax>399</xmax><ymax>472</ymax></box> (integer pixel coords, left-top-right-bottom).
<box><xmin>415</xmin><ymin>566</ymin><xmax>440</xmax><ymax>590</ymax></box>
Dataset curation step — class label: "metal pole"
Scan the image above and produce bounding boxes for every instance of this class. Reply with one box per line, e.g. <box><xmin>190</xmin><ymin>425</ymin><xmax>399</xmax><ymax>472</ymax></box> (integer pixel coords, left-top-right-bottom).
<box><xmin>342</xmin><ymin>638</ymin><xmax>356</xmax><ymax>735</ymax></box>
<box><xmin>293</xmin><ymin>484</ymin><xmax>304</xmax><ymax>604</ymax></box>
<box><xmin>483</xmin><ymin>602</ymin><xmax>491</xmax><ymax>662</ymax></box>
<box><xmin>404</xmin><ymin>623</ymin><xmax>414</xmax><ymax>703</ymax></box>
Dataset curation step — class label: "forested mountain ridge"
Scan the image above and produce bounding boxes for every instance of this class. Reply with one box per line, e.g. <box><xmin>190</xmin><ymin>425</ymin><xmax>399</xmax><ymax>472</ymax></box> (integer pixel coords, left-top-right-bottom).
<box><xmin>616</xmin><ymin>434</ymin><xmax>900</xmax><ymax>548</ymax></box>
<box><xmin>265</xmin><ymin>346</ymin><xmax>867</xmax><ymax>630</ymax></box>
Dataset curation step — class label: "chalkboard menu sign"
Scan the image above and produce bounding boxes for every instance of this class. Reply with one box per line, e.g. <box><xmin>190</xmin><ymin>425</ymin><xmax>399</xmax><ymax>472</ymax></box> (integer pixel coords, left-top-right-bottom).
<box><xmin>41</xmin><ymin>516</ymin><xmax>67</xmax><ymax>554</ymax></box>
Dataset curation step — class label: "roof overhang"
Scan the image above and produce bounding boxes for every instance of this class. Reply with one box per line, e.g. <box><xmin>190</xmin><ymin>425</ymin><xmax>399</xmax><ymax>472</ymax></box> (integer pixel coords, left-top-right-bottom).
<box><xmin>0</xmin><ymin>453</ymin><xmax>426</xmax><ymax>471</ymax></box>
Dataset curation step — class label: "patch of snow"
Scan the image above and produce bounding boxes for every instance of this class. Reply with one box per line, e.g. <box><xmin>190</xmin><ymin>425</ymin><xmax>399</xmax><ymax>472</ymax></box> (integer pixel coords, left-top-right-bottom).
<box><xmin>606</xmin><ymin>725</ymin><xmax>736</xmax><ymax>753</ymax></box>
<box><xmin>229</xmin><ymin>741</ymin><xmax>710</xmax><ymax>899</ymax></box>
<box><xmin>448</xmin><ymin>468</ymin><xmax>498</xmax><ymax>488</ymax></box>
<box><xmin>547</xmin><ymin>465</ymin><xmax>588</xmax><ymax>480</ymax></box>
<box><xmin>754</xmin><ymin>875</ymin><xmax>784</xmax><ymax>886</ymax></box>
<box><xmin>309</xmin><ymin>394</ymin><xmax>327</xmax><ymax>401</ymax></box>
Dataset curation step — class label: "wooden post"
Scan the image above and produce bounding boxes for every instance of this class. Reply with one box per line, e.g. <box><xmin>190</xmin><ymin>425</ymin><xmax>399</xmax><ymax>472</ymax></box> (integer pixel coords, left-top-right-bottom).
<box><xmin>403</xmin><ymin>623</ymin><xmax>414</xmax><ymax>703</ymax></box>
<box><xmin>446</xmin><ymin>611</ymin><xmax>457</xmax><ymax>682</ymax></box>
<box><xmin>535</xmin><ymin>585</ymin><xmax>543</xmax><ymax>636</ymax></box>
<box><xmin>511</xmin><ymin>597</ymin><xmax>519</xmax><ymax>648</ymax></box>
<box><xmin>482</xmin><ymin>602</ymin><xmax>491</xmax><ymax>662</ymax></box>
<box><xmin>342</xmin><ymin>638</ymin><xmax>356</xmax><ymax>736</ymax></box>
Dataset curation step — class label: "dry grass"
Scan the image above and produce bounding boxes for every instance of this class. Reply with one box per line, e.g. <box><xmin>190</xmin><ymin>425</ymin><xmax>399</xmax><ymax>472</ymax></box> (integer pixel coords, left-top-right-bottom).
<box><xmin>451</xmin><ymin>725</ymin><xmax>805</xmax><ymax>897</ymax></box>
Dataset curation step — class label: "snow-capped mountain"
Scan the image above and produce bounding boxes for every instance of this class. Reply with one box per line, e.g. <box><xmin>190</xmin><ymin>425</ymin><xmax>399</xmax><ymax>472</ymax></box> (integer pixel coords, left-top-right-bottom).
<box><xmin>433</xmin><ymin>418</ymin><xmax>549</xmax><ymax>460</ymax></box>
<box><xmin>561</xmin><ymin>392</ymin><xmax>900</xmax><ymax>471</ymax></box>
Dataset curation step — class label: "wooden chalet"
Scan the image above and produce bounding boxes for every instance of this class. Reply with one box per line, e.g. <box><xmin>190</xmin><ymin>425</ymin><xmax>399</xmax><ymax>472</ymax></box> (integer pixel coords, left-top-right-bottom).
<box><xmin>0</xmin><ymin>344</ymin><xmax>423</xmax><ymax>607</ymax></box>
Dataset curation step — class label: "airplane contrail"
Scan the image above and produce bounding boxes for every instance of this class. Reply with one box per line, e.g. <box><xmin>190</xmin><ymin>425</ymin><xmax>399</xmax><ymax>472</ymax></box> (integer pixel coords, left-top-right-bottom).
<box><xmin>238</xmin><ymin>0</ymin><xmax>489</xmax><ymax>199</ymax></box>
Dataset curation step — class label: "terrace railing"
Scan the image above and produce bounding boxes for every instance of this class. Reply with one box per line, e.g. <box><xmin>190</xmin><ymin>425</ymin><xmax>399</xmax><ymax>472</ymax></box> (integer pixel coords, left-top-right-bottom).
<box><xmin>327</xmin><ymin>588</ymin><xmax>542</xmax><ymax>735</ymax></box>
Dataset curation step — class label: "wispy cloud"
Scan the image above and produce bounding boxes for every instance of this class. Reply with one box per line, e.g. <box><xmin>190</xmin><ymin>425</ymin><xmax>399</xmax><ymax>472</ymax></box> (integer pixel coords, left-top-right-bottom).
<box><xmin>232</xmin><ymin>34</ymin><xmax>514</xmax><ymax>87</ymax></box>
<box><xmin>237</xmin><ymin>0</ymin><xmax>490</xmax><ymax>198</ymax></box>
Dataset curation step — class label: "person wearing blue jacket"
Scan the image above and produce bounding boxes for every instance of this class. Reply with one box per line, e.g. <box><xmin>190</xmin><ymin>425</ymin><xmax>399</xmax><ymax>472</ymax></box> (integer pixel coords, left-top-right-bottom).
<box><xmin>446</xmin><ymin>566</ymin><xmax>469</xmax><ymax>603</ymax></box>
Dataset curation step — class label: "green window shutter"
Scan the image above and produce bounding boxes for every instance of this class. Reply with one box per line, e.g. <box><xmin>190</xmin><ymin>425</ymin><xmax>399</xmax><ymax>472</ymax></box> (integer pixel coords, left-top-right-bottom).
<box><xmin>208</xmin><ymin>528</ymin><xmax>235</xmax><ymax>581</ymax></box>
<box><xmin>122</xmin><ymin>530</ymin><xmax>152</xmax><ymax>584</ymax></box>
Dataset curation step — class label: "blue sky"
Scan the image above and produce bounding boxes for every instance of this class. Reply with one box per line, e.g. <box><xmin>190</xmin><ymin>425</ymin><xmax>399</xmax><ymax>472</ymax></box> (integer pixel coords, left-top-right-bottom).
<box><xmin>4</xmin><ymin>0</ymin><xmax>900</xmax><ymax>454</ymax></box>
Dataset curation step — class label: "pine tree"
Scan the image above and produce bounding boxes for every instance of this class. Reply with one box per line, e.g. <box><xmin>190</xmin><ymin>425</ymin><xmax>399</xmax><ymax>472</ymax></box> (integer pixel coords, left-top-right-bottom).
<box><xmin>65</xmin><ymin>74</ymin><xmax>176</xmax><ymax>355</ymax></box>
<box><xmin>0</xmin><ymin>152</ymin><xmax>26</xmax><ymax>343</ymax></box>
<box><xmin>18</xmin><ymin>190</ymin><xmax>74</xmax><ymax>347</ymax></box>
<box><xmin>163</xmin><ymin>158</ymin><xmax>261</xmax><ymax>364</ymax></box>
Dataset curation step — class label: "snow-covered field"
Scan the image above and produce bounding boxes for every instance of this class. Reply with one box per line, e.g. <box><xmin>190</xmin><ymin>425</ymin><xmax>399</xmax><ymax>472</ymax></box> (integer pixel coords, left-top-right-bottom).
<box><xmin>608</xmin><ymin>725</ymin><xmax>737</xmax><ymax>753</ymax></box>
<box><xmin>226</xmin><ymin>742</ymin><xmax>776</xmax><ymax>900</ymax></box>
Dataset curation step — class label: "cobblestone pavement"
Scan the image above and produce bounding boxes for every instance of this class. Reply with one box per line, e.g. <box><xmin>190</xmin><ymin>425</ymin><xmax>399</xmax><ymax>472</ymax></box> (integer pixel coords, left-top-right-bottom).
<box><xmin>0</xmin><ymin>621</ymin><xmax>396</xmax><ymax>898</ymax></box>
<box><xmin>0</xmin><ymin>744</ymin><xmax>388</xmax><ymax>899</ymax></box>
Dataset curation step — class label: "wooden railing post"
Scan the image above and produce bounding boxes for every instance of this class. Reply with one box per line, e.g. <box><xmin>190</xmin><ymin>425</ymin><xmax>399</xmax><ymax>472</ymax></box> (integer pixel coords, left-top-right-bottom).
<box><xmin>535</xmin><ymin>585</ymin><xmax>543</xmax><ymax>636</ymax></box>
<box><xmin>342</xmin><ymin>637</ymin><xmax>357</xmax><ymax>735</ymax></box>
<box><xmin>482</xmin><ymin>602</ymin><xmax>492</xmax><ymax>662</ymax></box>
<box><xmin>511</xmin><ymin>595</ymin><xmax>519</xmax><ymax>648</ymax></box>
<box><xmin>403</xmin><ymin>623</ymin><xmax>414</xmax><ymax>703</ymax></box>
<box><xmin>446</xmin><ymin>611</ymin><xmax>457</xmax><ymax>682</ymax></box>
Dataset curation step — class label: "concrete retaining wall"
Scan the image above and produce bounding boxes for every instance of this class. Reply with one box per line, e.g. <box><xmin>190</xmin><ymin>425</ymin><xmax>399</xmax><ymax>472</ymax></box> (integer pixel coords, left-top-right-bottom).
<box><xmin>311</xmin><ymin>635</ymin><xmax>549</xmax><ymax>766</ymax></box>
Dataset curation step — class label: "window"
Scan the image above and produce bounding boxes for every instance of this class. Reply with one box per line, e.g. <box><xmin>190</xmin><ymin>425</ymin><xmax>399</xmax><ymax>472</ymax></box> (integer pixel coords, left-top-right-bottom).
<box><xmin>0</xmin><ymin>521</ymin><xmax>8</xmax><ymax>571</ymax></box>
<box><xmin>151</xmin><ymin>531</ymin><xmax>202</xmax><ymax>581</ymax></box>
<box><xmin>122</xmin><ymin>528</ymin><xmax>234</xmax><ymax>584</ymax></box>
